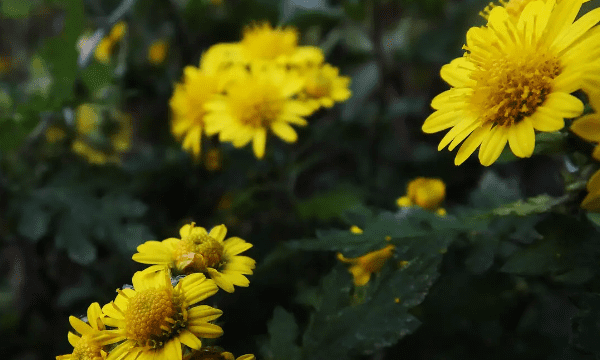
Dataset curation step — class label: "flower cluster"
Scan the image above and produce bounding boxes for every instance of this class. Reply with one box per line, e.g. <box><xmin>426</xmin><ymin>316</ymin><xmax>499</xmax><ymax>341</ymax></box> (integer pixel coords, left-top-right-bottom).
<box><xmin>396</xmin><ymin>177</ymin><xmax>446</xmax><ymax>216</ymax></box>
<box><xmin>169</xmin><ymin>22</ymin><xmax>352</xmax><ymax>159</ymax></box>
<box><xmin>46</xmin><ymin>103</ymin><xmax>133</xmax><ymax>165</ymax></box>
<box><xmin>423</xmin><ymin>0</ymin><xmax>600</xmax><ymax>166</ymax></box>
<box><xmin>57</xmin><ymin>223</ymin><xmax>255</xmax><ymax>360</ymax></box>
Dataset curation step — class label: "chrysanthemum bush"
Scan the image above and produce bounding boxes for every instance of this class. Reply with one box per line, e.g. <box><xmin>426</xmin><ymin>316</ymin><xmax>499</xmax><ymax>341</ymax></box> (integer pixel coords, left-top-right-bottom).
<box><xmin>9</xmin><ymin>0</ymin><xmax>600</xmax><ymax>360</ymax></box>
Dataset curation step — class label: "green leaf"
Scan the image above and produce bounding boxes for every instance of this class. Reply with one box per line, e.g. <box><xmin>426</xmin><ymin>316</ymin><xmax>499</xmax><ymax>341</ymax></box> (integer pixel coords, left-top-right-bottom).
<box><xmin>296</xmin><ymin>184</ymin><xmax>364</xmax><ymax>221</ymax></box>
<box><xmin>262</xmin><ymin>307</ymin><xmax>302</xmax><ymax>360</ymax></box>
<box><xmin>302</xmin><ymin>250</ymin><xmax>441</xmax><ymax>359</ymax></box>
<box><xmin>1</xmin><ymin>0</ymin><xmax>36</xmax><ymax>18</ymax></box>
<box><xmin>17</xmin><ymin>202</ymin><xmax>51</xmax><ymax>242</ymax></box>
<box><xmin>493</xmin><ymin>194</ymin><xmax>567</xmax><ymax>216</ymax></box>
<box><xmin>469</xmin><ymin>171</ymin><xmax>520</xmax><ymax>209</ymax></box>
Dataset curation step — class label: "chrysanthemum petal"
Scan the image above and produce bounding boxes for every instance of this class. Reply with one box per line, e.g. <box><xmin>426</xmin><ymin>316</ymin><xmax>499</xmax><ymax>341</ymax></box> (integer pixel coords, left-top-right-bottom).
<box><xmin>188</xmin><ymin>323</ymin><xmax>224</xmax><ymax>338</ymax></box>
<box><xmin>180</xmin><ymin>224</ymin><xmax>208</xmax><ymax>238</ymax></box>
<box><xmin>86</xmin><ymin>302</ymin><xmax>103</xmax><ymax>331</ymax></box>
<box><xmin>132</xmin><ymin>251</ymin><xmax>172</xmax><ymax>265</ymax></box>
<box><xmin>571</xmin><ymin>114</ymin><xmax>600</xmax><ymax>142</ymax></box>
<box><xmin>545</xmin><ymin>0</ymin><xmax>584</xmax><ymax>47</ymax></box>
<box><xmin>422</xmin><ymin>110</ymin><xmax>461</xmax><ymax>133</ymax></box>
<box><xmin>67</xmin><ymin>332</ymin><xmax>80</xmax><ymax>347</ymax></box>
<box><xmin>508</xmin><ymin>119</ymin><xmax>535</xmax><ymax>158</ymax></box>
<box><xmin>553</xmin><ymin>6</ymin><xmax>600</xmax><ymax>53</ymax></box>
<box><xmin>164</xmin><ymin>337</ymin><xmax>182</xmax><ymax>360</ymax></box>
<box><xmin>220</xmin><ymin>270</ymin><xmax>250</xmax><ymax>287</ymax></box>
<box><xmin>454</xmin><ymin>123</ymin><xmax>492</xmax><ymax>165</ymax></box>
<box><xmin>271</xmin><ymin>122</ymin><xmax>298</xmax><ymax>143</ymax></box>
<box><xmin>206</xmin><ymin>268</ymin><xmax>235</xmax><ymax>293</ymax></box>
<box><xmin>528</xmin><ymin>110</ymin><xmax>564</xmax><ymax>132</ymax></box>
<box><xmin>438</xmin><ymin>117</ymin><xmax>479</xmax><ymax>151</ymax></box>
<box><xmin>208</xmin><ymin>224</ymin><xmax>227</xmax><ymax>242</ymax></box>
<box><xmin>188</xmin><ymin>305</ymin><xmax>223</xmax><ymax>322</ymax></box>
<box><xmin>177</xmin><ymin>329</ymin><xmax>202</xmax><ymax>350</ymax></box>
<box><xmin>106</xmin><ymin>340</ymin><xmax>136</xmax><ymax>360</ymax></box>
<box><xmin>540</xmin><ymin>92</ymin><xmax>584</xmax><ymax>118</ymax></box>
<box><xmin>252</xmin><ymin>128</ymin><xmax>267</xmax><ymax>159</ymax></box>
<box><xmin>430</xmin><ymin>89</ymin><xmax>471</xmax><ymax>110</ymax></box>
<box><xmin>69</xmin><ymin>316</ymin><xmax>92</xmax><ymax>336</ymax></box>
<box><xmin>223</xmin><ymin>237</ymin><xmax>253</xmax><ymax>256</ymax></box>
<box><xmin>93</xmin><ymin>329</ymin><xmax>127</xmax><ymax>345</ymax></box>
<box><xmin>479</xmin><ymin>125</ymin><xmax>509</xmax><ymax>166</ymax></box>
<box><xmin>440</xmin><ymin>57</ymin><xmax>475</xmax><ymax>88</ymax></box>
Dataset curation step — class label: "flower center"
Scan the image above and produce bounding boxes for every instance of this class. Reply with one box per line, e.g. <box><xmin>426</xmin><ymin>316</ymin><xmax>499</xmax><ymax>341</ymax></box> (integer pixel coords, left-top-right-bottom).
<box><xmin>230</xmin><ymin>82</ymin><xmax>285</xmax><ymax>128</ymax></box>
<box><xmin>305</xmin><ymin>72</ymin><xmax>331</xmax><ymax>98</ymax></box>
<box><xmin>124</xmin><ymin>288</ymin><xmax>184</xmax><ymax>347</ymax></box>
<box><xmin>71</xmin><ymin>334</ymin><xmax>103</xmax><ymax>360</ymax></box>
<box><xmin>173</xmin><ymin>235</ymin><xmax>224</xmax><ymax>273</ymax></box>
<box><xmin>469</xmin><ymin>50</ymin><xmax>560</xmax><ymax>127</ymax></box>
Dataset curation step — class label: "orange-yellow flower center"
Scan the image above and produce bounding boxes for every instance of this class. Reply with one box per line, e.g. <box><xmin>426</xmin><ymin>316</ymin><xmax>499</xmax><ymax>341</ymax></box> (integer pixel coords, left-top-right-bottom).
<box><xmin>229</xmin><ymin>81</ymin><xmax>285</xmax><ymax>128</ymax></box>
<box><xmin>173</xmin><ymin>234</ymin><xmax>224</xmax><ymax>273</ymax></box>
<box><xmin>124</xmin><ymin>288</ymin><xmax>179</xmax><ymax>346</ymax></box>
<box><xmin>71</xmin><ymin>334</ymin><xmax>103</xmax><ymax>360</ymax></box>
<box><xmin>305</xmin><ymin>71</ymin><xmax>332</xmax><ymax>98</ymax></box>
<box><xmin>469</xmin><ymin>50</ymin><xmax>560</xmax><ymax>127</ymax></box>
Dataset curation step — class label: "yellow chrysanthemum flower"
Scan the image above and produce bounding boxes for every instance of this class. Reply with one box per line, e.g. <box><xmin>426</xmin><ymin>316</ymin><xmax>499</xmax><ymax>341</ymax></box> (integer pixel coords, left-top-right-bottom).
<box><xmin>109</xmin><ymin>21</ymin><xmax>127</xmax><ymax>42</ymax></box>
<box><xmin>337</xmin><ymin>245</ymin><xmax>395</xmax><ymax>286</ymax></box>
<box><xmin>204</xmin><ymin>65</ymin><xmax>313</xmax><ymax>159</ymax></box>
<box><xmin>169</xmin><ymin>66</ymin><xmax>224</xmax><ymax>159</ymax></box>
<box><xmin>148</xmin><ymin>39</ymin><xmax>168</xmax><ymax>65</ymax></box>
<box><xmin>423</xmin><ymin>0</ymin><xmax>600</xmax><ymax>166</ymax></box>
<box><xmin>94</xmin><ymin>270</ymin><xmax>222</xmax><ymax>360</ymax></box>
<box><xmin>300</xmin><ymin>64</ymin><xmax>352</xmax><ymax>111</ymax></box>
<box><xmin>240</xmin><ymin>22</ymin><xmax>298</xmax><ymax>61</ymax></box>
<box><xmin>349</xmin><ymin>225</ymin><xmax>363</xmax><ymax>234</ymax></box>
<box><xmin>71</xmin><ymin>104</ymin><xmax>133</xmax><ymax>164</ymax></box>
<box><xmin>184</xmin><ymin>347</ymin><xmax>255</xmax><ymax>360</ymax></box>
<box><xmin>57</xmin><ymin>303</ymin><xmax>106</xmax><ymax>360</ymax></box>
<box><xmin>396</xmin><ymin>177</ymin><xmax>446</xmax><ymax>215</ymax></box>
<box><xmin>94</xmin><ymin>38</ymin><xmax>113</xmax><ymax>64</ymax></box>
<box><xmin>132</xmin><ymin>223</ymin><xmax>255</xmax><ymax>293</ymax></box>
<box><xmin>200</xmin><ymin>43</ymin><xmax>247</xmax><ymax>73</ymax></box>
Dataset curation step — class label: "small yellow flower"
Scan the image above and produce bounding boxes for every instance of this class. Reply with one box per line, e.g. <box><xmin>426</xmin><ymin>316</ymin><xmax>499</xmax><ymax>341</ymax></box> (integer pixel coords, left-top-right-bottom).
<box><xmin>423</xmin><ymin>0</ymin><xmax>600</xmax><ymax>166</ymax></box>
<box><xmin>94</xmin><ymin>270</ymin><xmax>222</xmax><ymax>360</ymax></box>
<box><xmin>46</xmin><ymin>126</ymin><xmax>67</xmax><ymax>143</ymax></box>
<box><xmin>240</xmin><ymin>22</ymin><xmax>298</xmax><ymax>61</ymax></box>
<box><xmin>349</xmin><ymin>225</ymin><xmax>363</xmax><ymax>234</ymax></box>
<box><xmin>397</xmin><ymin>177</ymin><xmax>446</xmax><ymax>212</ymax></box>
<box><xmin>337</xmin><ymin>245</ymin><xmax>395</xmax><ymax>286</ymax></box>
<box><xmin>204</xmin><ymin>65</ymin><xmax>313</xmax><ymax>159</ymax></box>
<box><xmin>148</xmin><ymin>39</ymin><xmax>168</xmax><ymax>65</ymax></box>
<box><xmin>56</xmin><ymin>303</ymin><xmax>106</xmax><ymax>360</ymax></box>
<box><xmin>132</xmin><ymin>223</ymin><xmax>256</xmax><ymax>293</ymax></box>
<box><xmin>169</xmin><ymin>66</ymin><xmax>223</xmax><ymax>159</ymax></box>
<box><xmin>200</xmin><ymin>43</ymin><xmax>247</xmax><ymax>73</ymax></box>
<box><xmin>94</xmin><ymin>38</ymin><xmax>113</xmax><ymax>64</ymax></box>
<box><xmin>300</xmin><ymin>64</ymin><xmax>352</xmax><ymax>111</ymax></box>
<box><xmin>108</xmin><ymin>21</ymin><xmax>127</xmax><ymax>42</ymax></box>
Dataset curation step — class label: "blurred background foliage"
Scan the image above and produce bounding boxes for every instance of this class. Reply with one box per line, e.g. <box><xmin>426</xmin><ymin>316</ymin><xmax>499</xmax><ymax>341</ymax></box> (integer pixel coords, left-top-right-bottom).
<box><xmin>4</xmin><ymin>0</ymin><xmax>600</xmax><ymax>359</ymax></box>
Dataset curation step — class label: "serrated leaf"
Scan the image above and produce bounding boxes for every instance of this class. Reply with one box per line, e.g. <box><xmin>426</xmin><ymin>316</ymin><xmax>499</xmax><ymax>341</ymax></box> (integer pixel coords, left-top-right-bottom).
<box><xmin>469</xmin><ymin>171</ymin><xmax>520</xmax><ymax>209</ymax></box>
<box><xmin>17</xmin><ymin>202</ymin><xmax>51</xmax><ymax>242</ymax></box>
<box><xmin>262</xmin><ymin>307</ymin><xmax>302</xmax><ymax>360</ymax></box>
<box><xmin>493</xmin><ymin>194</ymin><xmax>567</xmax><ymax>216</ymax></box>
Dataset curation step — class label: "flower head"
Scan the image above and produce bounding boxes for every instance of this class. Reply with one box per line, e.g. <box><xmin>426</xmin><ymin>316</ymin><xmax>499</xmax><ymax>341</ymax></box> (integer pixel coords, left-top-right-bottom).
<box><xmin>169</xmin><ymin>66</ymin><xmax>223</xmax><ymax>159</ymax></box>
<box><xmin>337</xmin><ymin>245</ymin><xmax>395</xmax><ymax>286</ymax></box>
<box><xmin>133</xmin><ymin>223</ymin><xmax>256</xmax><ymax>293</ymax></box>
<box><xmin>94</xmin><ymin>270</ymin><xmax>222</xmax><ymax>360</ymax></box>
<box><xmin>299</xmin><ymin>64</ymin><xmax>352</xmax><ymax>111</ymax></box>
<box><xmin>240</xmin><ymin>22</ymin><xmax>298</xmax><ymax>61</ymax></box>
<box><xmin>56</xmin><ymin>303</ymin><xmax>106</xmax><ymax>360</ymax></box>
<box><xmin>423</xmin><ymin>0</ymin><xmax>600</xmax><ymax>166</ymax></box>
<box><xmin>204</xmin><ymin>65</ymin><xmax>313</xmax><ymax>159</ymax></box>
<box><xmin>396</xmin><ymin>177</ymin><xmax>446</xmax><ymax>215</ymax></box>
<box><xmin>148</xmin><ymin>39</ymin><xmax>168</xmax><ymax>65</ymax></box>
